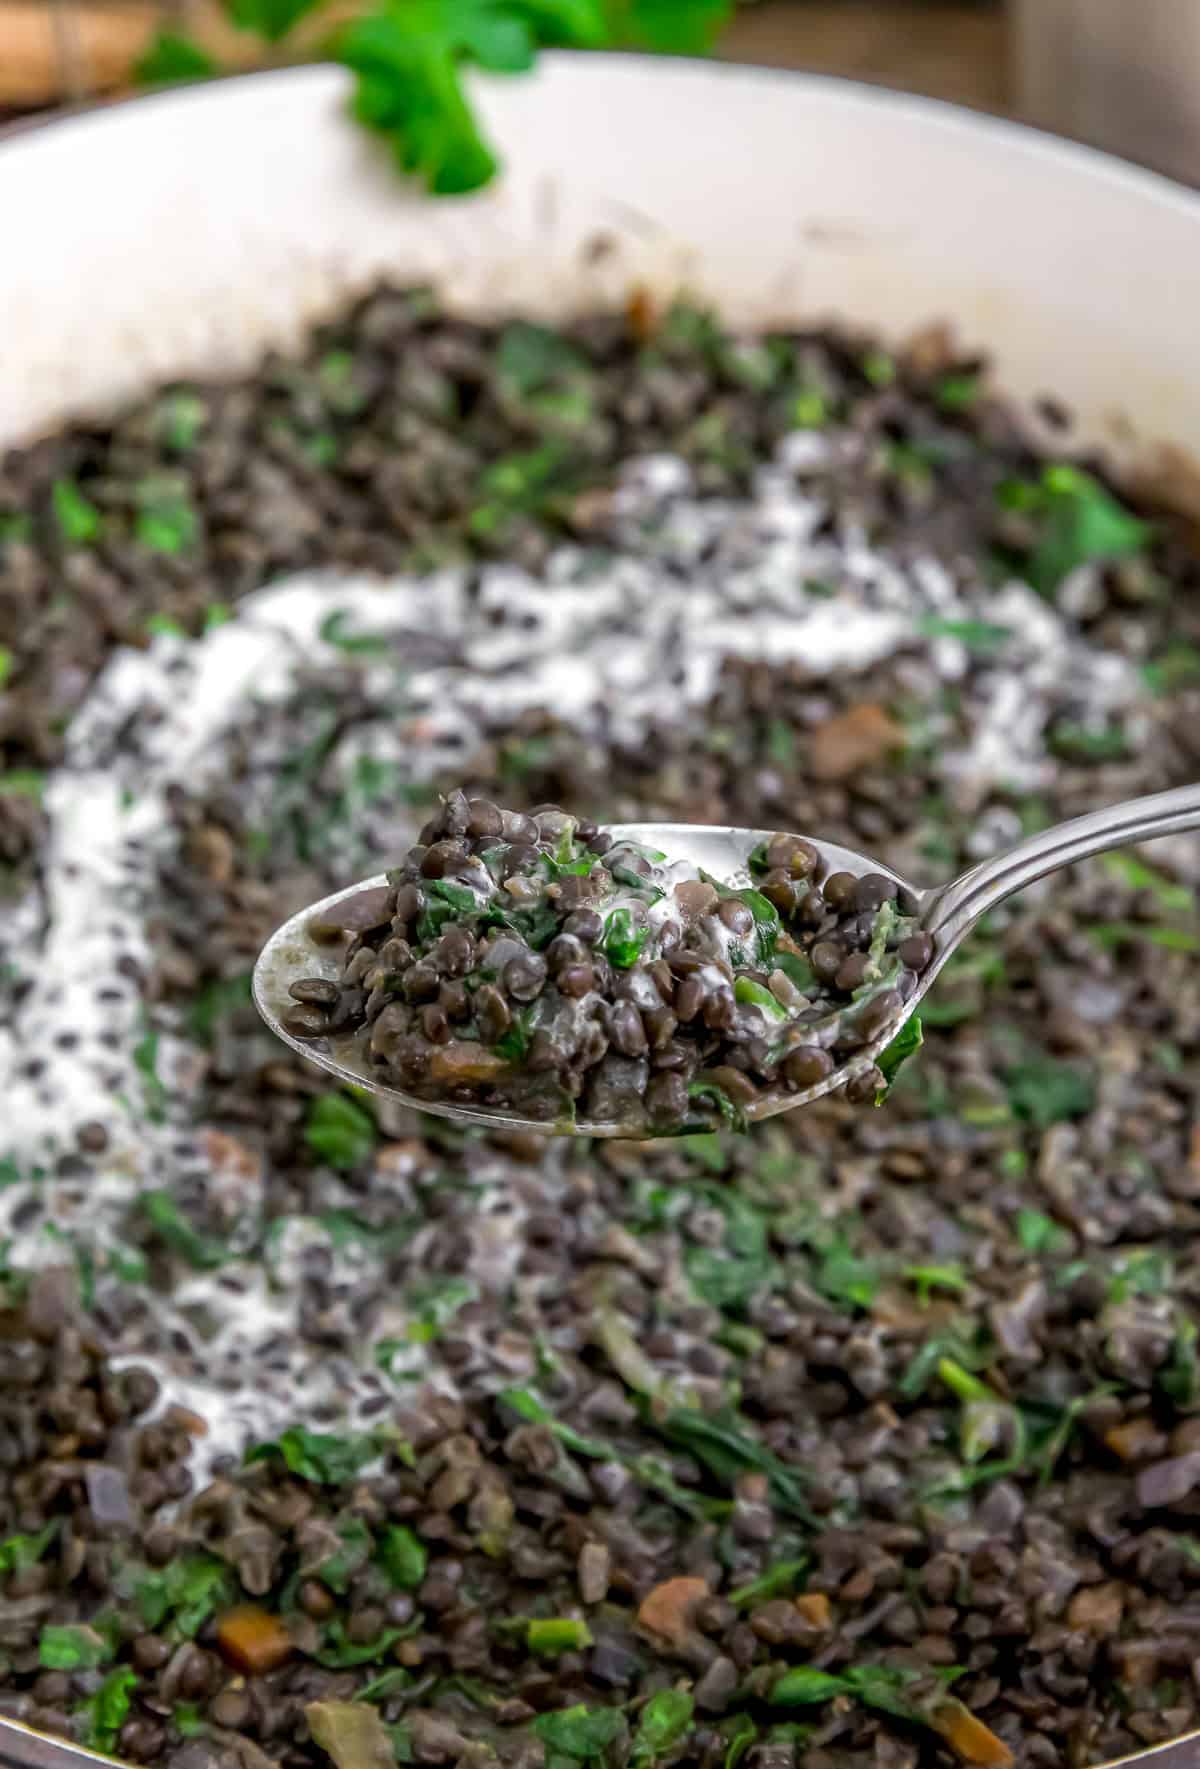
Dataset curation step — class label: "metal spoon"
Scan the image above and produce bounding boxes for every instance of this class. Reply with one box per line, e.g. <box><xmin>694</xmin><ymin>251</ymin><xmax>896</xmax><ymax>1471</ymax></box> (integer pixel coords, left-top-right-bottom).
<box><xmin>253</xmin><ymin>782</ymin><xmax>1200</xmax><ymax>1136</ymax></box>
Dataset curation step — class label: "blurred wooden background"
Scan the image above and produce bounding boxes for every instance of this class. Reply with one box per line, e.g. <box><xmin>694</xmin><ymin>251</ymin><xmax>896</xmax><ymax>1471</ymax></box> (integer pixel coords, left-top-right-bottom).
<box><xmin>0</xmin><ymin>0</ymin><xmax>1011</xmax><ymax>118</ymax></box>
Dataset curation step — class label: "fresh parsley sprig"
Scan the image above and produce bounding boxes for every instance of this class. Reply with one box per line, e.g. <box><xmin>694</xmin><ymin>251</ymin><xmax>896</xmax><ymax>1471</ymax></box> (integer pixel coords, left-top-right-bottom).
<box><xmin>136</xmin><ymin>0</ymin><xmax>734</xmax><ymax>195</ymax></box>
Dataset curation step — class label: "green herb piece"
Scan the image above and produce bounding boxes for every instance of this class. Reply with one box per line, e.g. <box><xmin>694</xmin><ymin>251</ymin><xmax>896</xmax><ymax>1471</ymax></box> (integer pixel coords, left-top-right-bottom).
<box><xmin>132</xmin><ymin>1024</ymin><xmax>169</xmax><ymax>1123</ymax></box>
<box><xmin>133</xmin><ymin>1556</ymin><xmax>235</xmax><ymax>1634</ymax></box>
<box><xmin>686</xmin><ymin>1080</ymin><xmax>747</xmax><ymax>1134</ymax></box>
<box><xmin>770</xmin><ymin>1666</ymin><xmax>849</xmax><ymax>1705</ymax></box>
<box><xmin>1161</xmin><ymin>1314</ymin><xmax>1199</xmax><ymax>1409</ymax></box>
<box><xmin>135</xmin><ymin>478</ymin><xmax>198</xmax><ymax>553</ymax></box>
<box><xmin>187</xmin><ymin>972</ymin><xmax>253</xmax><ymax>1041</ymax></box>
<box><xmin>318</xmin><ymin>1517</ymin><xmax>374</xmax><ymax>1593</ymax></box>
<box><xmin>733</xmin><ymin>976</ymin><xmax>788</xmax><ymax>1020</ymax></box>
<box><xmin>319</xmin><ymin>608</ymin><xmax>391</xmax><ymax>654</ymax></box>
<box><xmin>603</xmin><ymin>905</ymin><xmax>649</xmax><ymax>970</ymax></box>
<box><xmin>139</xmin><ymin>1191</ymin><xmax>226</xmax><ymax>1270</ymax></box>
<box><xmin>428</xmin><ymin>878</ymin><xmax>477</xmax><ymax>913</ymax></box>
<box><xmin>1107</xmin><ymin>1246</ymin><xmax>1174</xmax><ymax>1302</ymax></box>
<box><xmin>0</xmin><ymin>647</ymin><xmax>11</xmax><ymax>690</ymax></box>
<box><xmin>657</xmin><ymin>1405</ymin><xmax>812</xmax><ymax>1522</ymax></box>
<box><xmin>305</xmin><ymin>1092</ymin><xmax>377</xmax><ymax>1170</ymax></box>
<box><xmin>630</xmin><ymin>1689</ymin><xmax>693</xmax><ymax>1766</ymax></box>
<box><xmin>720</xmin><ymin>1716</ymin><xmax>758</xmax><ymax>1769</ymax></box>
<box><xmin>938</xmin><ymin>1356</ymin><xmax>995</xmax><ymax>1405</ymax></box>
<box><xmin>226</xmin><ymin>0</ymin><xmax>321</xmax><ymax>40</ymax></box>
<box><xmin>729</xmin><ymin>1557</ymin><xmax>808</xmax><ymax>1608</ymax></box>
<box><xmin>39</xmin><ymin>1623</ymin><xmax>113</xmax><ymax>1670</ymax></box>
<box><xmin>0</xmin><ymin>512</ymin><xmax>34</xmax><ymax>545</ymax></box>
<box><xmin>527</xmin><ymin>1616</ymin><xmax>593</xmax><ymax>1656</ymax></box>
<box><xmin>789</xmin><ymin>390</ymin><xmax>827</xmax><ymax>429</ymax></box>
<box><xmin>494</xmin><ymin>1005</ymin><xmax>535</xmax><ymax>1065</ymax></box>
<box><xmin>898</xmin><ymin>1329</ymin><xmax>987</xmax><ymax>1400</ymax></box>
<box><xmin>773</xmin><ymin>951</ymin><xmax>815</xmax><ymax>994</ymax></box>
<box><xmin>1000</xmin><ymin>465</ymin><xmax>1151</xmax><ymax>595</ymax></box>
<box><xmin>144</xmin><ymin>613</ymin><xmax>188</xmax><ymax>639</ymax></box>
<box><xmin>685</xmin><ymin>1188</ymin><xmax>773</xmax><ymax>1311</ymax></box>
<box><xmin>916</xmin><ymin>615</ymin><xmax>1010</xmax><ymax>653</ymax></box>
<box><xmin>245</xmin><ymin>1425</ymin><xmax>377</xmax><ymax>1484</ymax></box>
<box><xmin>904</xmin><ymin>1263</ymin><xmax>968</xmax><ymax>1305</ymax></box>
<box><xmin>1088</xmin><ymin>922</ymin><xmax>1200</xmax><ymax>954</ymax></box>
<box><xmin>935</xmin><ymin>372</ymin><xmax>979</xmax><ymax>411</ymax></box>
<box><xmin>861</xmin><ymin>350</ymin><xmax>895</xmax><ymax>389</ymax></box>
<box><xmin>497</xmin><ymin>321</ymin><xmax>589</xmax><ymax>396</ymax></box>
<box><xmin>1143</xmin><ymin>642</ymin><xmax>1200</xmax><ymax>696</ymax></box>
<box><xmin>379</xmin><ymin>1523</ymin><xmax>427</xmax><ymax>1590</ymax></box>
<box><xmin>814</xmin><ymin>1233</ymin><xmax>881</xmax><ymax>1311</ymax></box>
<box><xmin>135</xmin><ymin>1553</ymin><xmax>233</xmax><ymax>1636</ymax></box>
<box><xmin>161</xmin><ymin>392</ymin><xmax>208</xmax><ymax>452</ymax></box>
<box><xmin>1101</xmin><ymin>850</ymin><xmax>1193</xmax><ymax>910</ymax></box>
<box><xmin>1002</xmin><ymin>1055</ymin><xmax>1094</xmax><ymax>1129</ymax></box>
<box><xmin>174</xmin><ymin>1702</ymin><xmax>206</xmax><ymax>1737</ymax></box>
<box><xmin>401</xmin><ymin>1274</ymin><xmax>477</xmax><ymax>1343</ymax></box>
<box><xmin>874</xmin><ymin>1013</ymin><xmax>923</xmax><ymax>1102</ymax></box>
<box><xmin>0</xmin><ymin>1521</ymin><xmax>57</xmax><ymax>1575</ymax></box>
<box><xmin>532</xmin><ymin>1704</ymin><xmax>625</xmax><ymax>1759</ymax></box>
<box><xmin>354</xmin><ymin>1667</ymin><xmax>413</xmax><ymax>1702</ymax></box>
<box><xmin>82</xmin><ymin>1667</ymin><xmax>139</xmax><ymax>1754</ymax></box>
<box><xmin>0</xmin><ymin>769</ymin><xmax>44</xmax><ymax>801</ymax></box>
<box><xmin>1015</xmin><ymin>1208</ymin><xmax>1070</xmax><ymax>1255</ymax></box>
<box><xmin>1049</xmin><ymin>718</ymin><xmax>1130</xmax><ymax>763</ymax></box>
<box><xmin>52</xmin><ymin>478</ymin><xmax>101</xmax><ymax>544</ymax></box>
<box><xmin>314</xmin><ymin>1619</ymin><xmax>410</xmax><ymax>1668</ymax></box>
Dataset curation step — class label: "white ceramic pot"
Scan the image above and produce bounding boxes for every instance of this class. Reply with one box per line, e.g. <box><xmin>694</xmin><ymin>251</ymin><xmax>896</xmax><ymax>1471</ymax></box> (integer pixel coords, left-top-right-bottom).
<box><xmin>1</xmin><ymin>59</ymin><xmax>1199</xmax><ymax>1769</ymax></box>
<box><xmin>5</xmin><ymin>55</ymin><xmax>1200</xmax><ymax>490</ymax></box>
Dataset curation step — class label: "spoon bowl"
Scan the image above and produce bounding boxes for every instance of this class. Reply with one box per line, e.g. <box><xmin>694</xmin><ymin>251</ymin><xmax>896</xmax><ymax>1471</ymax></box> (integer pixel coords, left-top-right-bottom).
<box><xmin>254</xmin><ymin>786</ymin><xmax>1200</xmax><ymax>1136</ymax></box>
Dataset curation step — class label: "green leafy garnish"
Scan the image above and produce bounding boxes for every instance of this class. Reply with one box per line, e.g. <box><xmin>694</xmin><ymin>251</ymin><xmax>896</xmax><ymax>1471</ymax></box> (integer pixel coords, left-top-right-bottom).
<box><xmin>999</xmin><ymin>464</ymin><xmax>1150</xmax><ymax>596</ymax></box>
<box><xmin>729</xmin><ymin>1557</ymin><xmax>809</xmax><ymax>1608</ymax></box>
<box><xmin>319</xmin><ymin>608</ymin><xmax>391</xmax><ymax>653</ymax></box>
<box><xmin>305</xmin><ymin>1092</ymin><xmax>378</xmax><ymax>1170</ymax></box>
<box><xmin>814</xmin><ymin>1232</ymin><xmax>881</xmax><ymax>1311</ymax></box>
<box><xmin>494</xmin><ymin>1004</ymin><xmax>535</xmax><ymax>1064</ymax></box>
<box><xmin>314</xmin><ymin>1618</ymin><xmax>411</xmax><ymax>1667</ymax></box>
<box><xmin>720</xmin><ymin>1715</ymin><xmax>758</xmax><ymax>1769</ymax></box>
<box><xmin>245</xmin><ymin>1425</ymin><xmax>377</xmax><ymax>1484</ymax></box>
<box><xmin>379</xmin><ymin>1524</ymin><xmax>428</xmax><ymax>1589</ymax></box>
<box><xmin>135</xmin><ymin>1554</ymin><xmax>233</xmax><ymax>1637</ymax></box>
<box><xmin>39</xmin><ymin>1623</ymin><xmax>114</xmax><ymax>1670</ymax></box>
<box><xmin>317</xmin><ymin>1517</ymin><xmax>374</xmax><ymax>1593</ymax></box>
<box><xmin>139</xmin><ymin>1191</ymin><xmax>226</xmax><ymax>1270</ymax></box>
<box><xmin>685</xmin><ymin>1188</ymin><xmax>773</xmax><ymax>1311</ymax></box>
<box><xmin>0</xmin><ymin>1521</ymin><xmax>57</xmax><ymax>1575</ymax></box>
<box><xmin>1161</xmin><ymin>1314</ymin><xmax>1199</xmax><ymax>1409</ymax></box>
<box><xmin>904</xmin><ymin>1263</ymin><xmax>968</xmax><ymax>1305</ymax></box>
<box><xmin>874</xmin><ymin>1012</ymin><xmax>923</xmax><ymax>1102</ymax></box>
<box><xmin>135</xmin><ymin>477</ymin><xmax>198</xmax><ymax>553</ymax></box>
<box><xmin>603</xmin><ymin>905</ymin><xmax>650</xmax><ymax>970</ymax></box>
<box><xmin>934</xmin><ymin>371</ymin><xmax>979</xmax><ymax>411</ymax></box>
<box><xmin>0</xmin><ymin>769</ymin><xmax>45</xmax><ymax>800</ymax></box>
<box><xmin>770</xmin><ymin>1666</ymin><xmax>850</xmax><ymax>1705</ymax></box>
<box><xmin>686</xmin><ymin>1080</ymin><xmax>747</xmax><ymax>1134</ymax></box>
<box><xmin>1016</xmin><ymin>1208</ymin><xmax>1071</xmax><ymax>1255</ymax></box>
<box><xmin>82</xmin><ymin>1667</ymin><xmax>139</xmax><ymax>1754</ymax></box>
<box><xmin>733</xmin><ymin>976</ymin><xmax>788</xmax><ymax>1020</ymax></box>
<box><xmin>657</xmin><ymin>1405</ymin><xmax>812</xmax><ymax>1522</ymax></box>
<box><xmin>174</xmin><ymin>1702</ymin><xmax>206</xmax><ymax>1738</ymax></box>
<box><xmin>1002</xmin><ymin>1055</ymin><xmax>1094</xmax><ymax>1128</ymax></box>
<box><xmin>630</xmin><ymin>1690</ymin><xmax>693</xmax><ymax>1766</ymax></box>
<box><xmin>533</xmin><ymin>1704</ymin><xmax>625</xmax><ymax>1760</ymax></box>
<box><xmin>773</xmin><ymin>951</ymin><xmax>816</xmax><ymax>994</ymax></box>
<box><xmin>917</xmin><ymin>615</ymin><xmax>1010</xmax><ymax>652</ymax></box>
<box><xmin>52</xmin><ymin>478</ymin><xmax>102</xmax><ymax>544</ymax></box>
<box><xmin>527</xmin><ymin>1616</ymin><xmax>593</xmax><ymax>1655</ymax></box>
<box><xmin>132</xmin><ymin>1024</ymin><xmax>169</xmax><ymax>1123</ymax></box>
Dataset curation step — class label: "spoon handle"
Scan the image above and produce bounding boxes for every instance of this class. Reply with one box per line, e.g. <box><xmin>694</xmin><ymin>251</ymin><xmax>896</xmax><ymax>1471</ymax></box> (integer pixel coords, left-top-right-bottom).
<box><xmin>923</xmin><ymin>781</ymin><xmax>1200</xmax><ymax>948</ymax></box>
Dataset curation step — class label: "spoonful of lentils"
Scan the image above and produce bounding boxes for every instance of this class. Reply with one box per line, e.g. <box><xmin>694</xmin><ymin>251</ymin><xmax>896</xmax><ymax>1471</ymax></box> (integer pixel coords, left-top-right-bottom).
<box><xmin>253</xmin><ymin>783</ymin><xmax>1200</xmax><ymax>1137</ymax></box>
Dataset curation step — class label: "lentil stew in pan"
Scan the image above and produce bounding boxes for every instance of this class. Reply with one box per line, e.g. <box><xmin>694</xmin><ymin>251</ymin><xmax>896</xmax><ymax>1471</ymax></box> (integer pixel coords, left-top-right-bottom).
<box><xmin>1</xmin><ymin>289</ymin><xmax>1200</xmax><ymax>1769</ymax></box>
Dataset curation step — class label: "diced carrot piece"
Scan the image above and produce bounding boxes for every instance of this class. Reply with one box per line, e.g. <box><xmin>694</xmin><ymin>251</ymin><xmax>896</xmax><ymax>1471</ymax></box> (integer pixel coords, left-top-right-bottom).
<box><xmin>216</xmin><ymin>1605</ymin><xmax>293</xmax><ymax>1674</ymax></box>
<box><xmin>930</xmin><ymin>1703</ymin><xmax>1014</xmax><ymax>1767</ymax></box>
<box><xmin>794</xmin><ymin>1592</ymin><xmax>831</xmax><ymax>1629</ymax></box>
<box><xmin>636</xmin><ymin>1576</ymin><xmax>709</xmax><ymax>1646</ymax></box>
<box><xmin>1104</xmin><ymin>1417</ymin><xmax>1164</xmax><ymax>1462</ymax></box>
